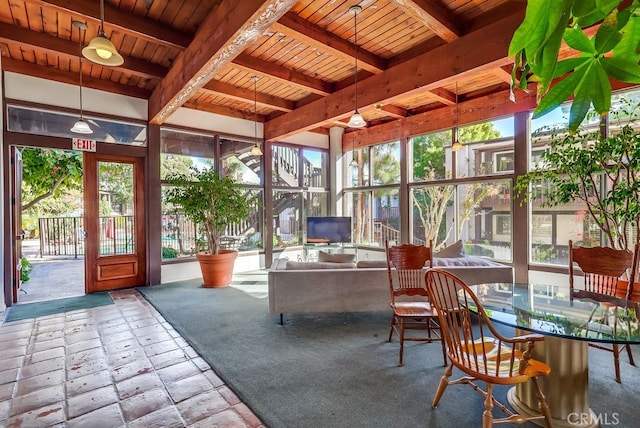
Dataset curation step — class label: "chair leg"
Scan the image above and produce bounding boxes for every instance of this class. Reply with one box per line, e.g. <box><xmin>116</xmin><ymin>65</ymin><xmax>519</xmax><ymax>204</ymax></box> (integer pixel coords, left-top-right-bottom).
<box><xmin>439</xmin><ymin>336</ymin><xmax>447</xmax><ymax>367</ymax></box>
<box><xmin>531</xmin><ymin>376</ymin><xmax>552</xmax><ymax>428</ymax></box>
<box><xmin>612</xmin><ymin>343</ymin><xmax>622</xmax><ymax>383</ymax></box>
<box><xmin>626</xmin><ymin>344</ymin><xmax>636</xmax><ymax>366</ymax></box>
<box><xmin>482</xmin><ymin>383</ymin><xmax>494</xmax><ymax>428</ymax></box>
<box><xmin>398</xmin><ymin>318</ymin><xmax>405</xmax><ymax>367</ymax></box>
<box><xmin>432</xmin><ymin>363</ymin><xmax>453</xmax><ymax>408</ymax></box>
<box><xmin>388</xmin><ymin>315</ymin><xmax>395</xmax><ymax>342</ymax></box>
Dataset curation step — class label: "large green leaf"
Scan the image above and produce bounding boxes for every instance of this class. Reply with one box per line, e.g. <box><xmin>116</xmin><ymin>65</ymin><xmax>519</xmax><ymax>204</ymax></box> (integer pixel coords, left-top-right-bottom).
<box><xmin>594</xmin><ymin>10</ymin><xmax>623</xmax><ymax>53</ymax></box>
<box><xmin>554</xmin><ymin>57</ymin><xmax>590</xmax><ymax>78</ymax></box>
<box><xmin>532</xmin><ymin>8</ymin><xmax>573</xmax><ymax>95</ymax></box>
<box><xmin>601</xmin><ymin>57</ymin><xmax>640</xmax><ymax>82</ymax></box>
<box><xmin>564</xmin><ymin>27</ymin><xmax>596</xmax><ymax>53</ymax></box>
<box><xmin>613</xmin><ymin>11</ymin><xmax>640</xmax><ymax>60</ymax></box>
<box><xmin>509</xmin><ymin>0</ymin><xmax>570</xmax><ymax>56</ymax></box>
<box><xmin>573</xmin><ymin>0</ymin><xmax>597</xmax><ymax>17</ymax></box>
<box><xmin>588</xmin><ymin>62</ymin><xmax>612</xmax><ymax>114</ymax></box>
<box><xmin>533</xmin><ymin>64</ymin><xmax>587</xmax><ymax>118</ymax></box>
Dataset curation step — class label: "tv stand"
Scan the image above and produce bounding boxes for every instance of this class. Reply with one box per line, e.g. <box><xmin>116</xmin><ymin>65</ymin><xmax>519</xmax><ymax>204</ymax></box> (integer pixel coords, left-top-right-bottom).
<box><xmin>302</xmin><ymin>243</ymin><xmax>357</xmax><ymax>262</ymax></box>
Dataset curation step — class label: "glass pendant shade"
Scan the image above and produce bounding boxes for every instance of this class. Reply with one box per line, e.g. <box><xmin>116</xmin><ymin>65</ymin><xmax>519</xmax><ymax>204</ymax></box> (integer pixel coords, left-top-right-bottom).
<box><xmin>251</xmin><ymin>144</ymin><xmax>263</xmax><ymax>156</ymax></box>
<box><xmin>452</xmin><ymin>139</ymin><xmax>463</xmax><ymax>151</ymax></box>
<box><xmin>347</xmin><ymin>111</ymin><xmax>366</xmax><ymax>128</ymax></box>
<box><xmin>71</xmin><ymin>119</ymin><xmax>93</xmax><ymax>134</ymax></box>
<box><xmin>83</xmin><ymin>32</ymin><xmax>124</xmax><ymax>66</ymax></box>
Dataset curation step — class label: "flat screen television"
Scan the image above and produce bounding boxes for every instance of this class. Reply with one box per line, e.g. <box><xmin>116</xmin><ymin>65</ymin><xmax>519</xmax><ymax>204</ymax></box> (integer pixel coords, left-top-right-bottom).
<box><xmin>306</xmin><ymin>216</ymin><xmax>352</xmax><ymax>244</ymax></box>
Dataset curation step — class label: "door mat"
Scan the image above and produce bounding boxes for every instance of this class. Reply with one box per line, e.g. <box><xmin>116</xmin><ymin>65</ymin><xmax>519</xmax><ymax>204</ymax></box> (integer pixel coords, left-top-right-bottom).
<box><xmin>4</xmin><ymin>292</ymin><xmax>114</xmax><ymax>322</ymax></box>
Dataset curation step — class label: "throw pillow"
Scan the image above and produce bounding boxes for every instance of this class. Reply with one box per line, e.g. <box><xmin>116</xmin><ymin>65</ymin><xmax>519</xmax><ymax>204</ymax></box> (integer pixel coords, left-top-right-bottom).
<box><xmin>317</xmin><ymin>251</ymin><xmax>356</xmax><ymax>263</ymax></box>
<box><xmin>356</xmin><ymin>260</ymin><xmax>388</xmax><ymax>268</ymax></box>
<box><xmin>433</xmin><ymin>256</ymin><xmax>503</xmax><ymax>267</ymax></box>
<box><xmin>434</xmin><ymin>240</ymin><xmax>465</xmax><ymax>258</ymax></box>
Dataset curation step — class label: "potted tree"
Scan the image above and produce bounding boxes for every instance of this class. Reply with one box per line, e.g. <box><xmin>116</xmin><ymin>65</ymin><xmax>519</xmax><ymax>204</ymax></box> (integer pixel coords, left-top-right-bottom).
<box><xmin>164</xmin><ymin>166</ymin><xmax>251</xmax><ymax>287</ymax></box>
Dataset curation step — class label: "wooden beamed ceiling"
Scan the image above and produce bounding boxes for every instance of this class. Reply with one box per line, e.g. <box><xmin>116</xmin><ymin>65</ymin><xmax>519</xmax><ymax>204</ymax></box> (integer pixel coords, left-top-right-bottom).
<box><xmin>0</xmin><ymin>0</ymin><xmax>580</xmax><ymax>144</ymax></box>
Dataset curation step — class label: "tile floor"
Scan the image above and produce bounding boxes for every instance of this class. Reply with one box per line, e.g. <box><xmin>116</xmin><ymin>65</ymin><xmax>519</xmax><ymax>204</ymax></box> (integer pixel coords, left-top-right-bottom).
<box><xmin>0</xmin><ymin>289</ymin><xmax>264</xmax><ymax>427</ymax></box>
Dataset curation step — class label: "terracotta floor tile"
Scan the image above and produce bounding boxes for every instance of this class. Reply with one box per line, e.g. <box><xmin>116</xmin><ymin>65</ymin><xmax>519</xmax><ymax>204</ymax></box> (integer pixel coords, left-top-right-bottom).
<box><xmin>127</xmin><ymin>405</ymin><xmax>185</xmax><ymax>428</ymax></box>
<box><xmin>0</xmin><ymin>289</ymin><xmax>264</xmax><ymax>428</ymax></box>
<box><xmin>65</xmin><ymin>403</ymin><xmax>124</xmax><ymax>428</ymax></box>
<box><xmin>148</xmin><ymin>348</ymin><xmax>189</xmax><ymax>369</ymax></box>
<box><xmin>157</xmin><ymin>360</ymin><xmax>202</xmax><ymax>384</ymax></box>
<box><xmin>119</xmin><ymin>387</ymin><xmax>172</xmax><ymax>422</ymax></box>
<box><xmin>66</xmin><ymin>369</ymin><xmax>113</xmax><ymax>397</ymax></box>
<box><xmin>175</xmin><ymin>389</ymin><xmax>231</xmax><ymax>424</ymax></box>
<box><xmin>190</xmin><ymin>408</ymin><xmax>248</xmax><ymax>428</ymax></box>
<box><xmin>24</xmin><ymin>347</ymin><xmax>65</xmax><ymax>365</ymax></box>
<box><xmin>5</xmin><ymin>402</ymin><xmax>65</xmax><ymax>428</ymax></box>
<box><xmin>165</xmin><ymin>372</ymin><xmax>214</xmax><ymax>403</ymax></box>
<box><xmin>67</xmin><ymin>385</ymin><xmax>118</xmax><ymax>419</ymax></box>
<box><xmin>116</xmin><ymin>371</ymin><xmax>164</xmax><ymax>400</ymax></box>
<box><xmin>10</xmin><ymin>384</ymin><xmax>64</xmax><ymax>416</ymax></box>
<box><xmin>19</xmin><ymin>356</ymin><xmax>64</xmax><ymax>379</ymax></box>
<box><xmin>15</xmin><ymin>368</ymin><xmax>65</xmax><ymax>396</ymax></box>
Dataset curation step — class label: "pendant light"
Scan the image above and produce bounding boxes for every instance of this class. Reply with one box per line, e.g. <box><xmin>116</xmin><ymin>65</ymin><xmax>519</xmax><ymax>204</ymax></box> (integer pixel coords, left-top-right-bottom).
<box><xmin>350</xmin><ymin>135</ymin><xmax>358</xmax><ymax>167</ymax></box>
<box><xmin>347</xmin><ymin>5</ymin><xmax>366</xmax><ymax>128</ymax></box>
<box><xmin>82</xmin><ymin>0</ymin><xmax>124</xmax><ymax>67</ymax></box>
<box><xmin>71</xmin><ymin>21</ymin><xmax>93</xmax><ymax>135</ymax></box>
<box><xmin>452</xmin><ymin>82</ymin><xmax>463</xmax><ymax>151</ymax></box>
<box><xmin>250</xmin><ymin>76</ymin><xmax>263</xmax><ymax>156</ymax></box>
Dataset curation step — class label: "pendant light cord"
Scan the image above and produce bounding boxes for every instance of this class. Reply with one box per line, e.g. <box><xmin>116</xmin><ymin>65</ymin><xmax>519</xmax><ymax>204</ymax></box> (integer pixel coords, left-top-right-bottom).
<box><xmin>254</xmin><ymin>78</ymin><xmax>257</xmax><ymax>140</ymax></box>
<box><xmin>78</xmin><ymin>26</ymin><xmax>84</xmax><ymax>120</ymax></box>
<box><xmin>100</xmin><ymin>0</ymin><xmax>105</xmax><ymax>33</ymax></box>
<box><xmin>353</xmin><ymin>8</ymin><xmax>359</xmax><ymax>113</ymax></box>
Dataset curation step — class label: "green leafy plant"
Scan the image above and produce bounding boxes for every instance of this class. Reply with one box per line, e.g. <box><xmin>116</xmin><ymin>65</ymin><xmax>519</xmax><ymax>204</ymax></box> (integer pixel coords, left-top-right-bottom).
<box><xmin>509</xmin><ymin>0</ymin><xmax>640</xmax><ymax>132</ymax></box>
<box><xmin>162</xmin><ymin>246</ymin><xmax>178</xmax><ymax>259</ymax></box>
<box><xmin>19</xmin><ymin>257</ymin><xmax>33</xmax><ymax>282</ymax></box>
<box><xmin>514</xmin><ymin>105</ymin><xmax>640</xmax><ymax>250</ymax></box>
<box><xmin>164</xmin><ymin>166</ymin><xmax>251</xmax><ymax>255</ymax></box>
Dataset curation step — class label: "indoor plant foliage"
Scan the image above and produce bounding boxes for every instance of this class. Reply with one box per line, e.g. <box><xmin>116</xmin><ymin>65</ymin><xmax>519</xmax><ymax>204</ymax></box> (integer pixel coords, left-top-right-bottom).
<box><xmin>164</xmin><ymin>166</ymin><xmax>251</xmax><ymax>256</ymax></box>
<box><xmin>515</xmin><ymin>107</ymin><xmax>640</xmax><ymax>250</ymax></box>
<box><xmin>509</xmin><ymin>0</ymin><xmax>640</xmax><ymax>132</ymax></box>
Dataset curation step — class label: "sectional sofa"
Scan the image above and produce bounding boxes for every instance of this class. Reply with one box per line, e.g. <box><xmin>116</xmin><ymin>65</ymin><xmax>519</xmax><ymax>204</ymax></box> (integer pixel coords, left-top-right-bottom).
<box><xmin>268</xmin><ymin>254</ymin><xmax>514</xmax><ymax>323</ymax></box>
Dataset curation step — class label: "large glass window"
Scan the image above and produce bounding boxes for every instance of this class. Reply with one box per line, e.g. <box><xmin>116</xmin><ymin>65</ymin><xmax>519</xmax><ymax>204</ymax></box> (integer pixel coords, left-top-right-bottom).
<box><xmin>160</xmin><ymin>129</ymin><xmax>264</xmax><ymax>260</ymax></box>
<box><xmin>271</xmin><ymin>143</ymin><xmax>330</xmax><ymax>248</ymax></box>
<box><xmin>455</xmin><ymin>117</ymin><xmax>514</xmax><ymax>178</ymax></box>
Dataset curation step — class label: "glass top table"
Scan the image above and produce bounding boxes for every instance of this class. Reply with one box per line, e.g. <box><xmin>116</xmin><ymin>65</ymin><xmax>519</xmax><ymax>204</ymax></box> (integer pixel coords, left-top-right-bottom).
<box><xmin>468</xmin><ymin>283</ymin><xmax>640</xmax><ymax>428</ymax></box>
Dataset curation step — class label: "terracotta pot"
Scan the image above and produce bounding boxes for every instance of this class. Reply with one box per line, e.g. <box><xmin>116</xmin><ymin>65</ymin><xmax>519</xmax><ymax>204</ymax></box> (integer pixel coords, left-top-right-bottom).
<box><xmin>616</xmin><ymin>279</ymin><xmax>640</xmax><ymax>301</ymax></box>
<box><xmin>196</xmin><ymin>250</ymin><xmax>238</xmax><ymax>288</ymax></box>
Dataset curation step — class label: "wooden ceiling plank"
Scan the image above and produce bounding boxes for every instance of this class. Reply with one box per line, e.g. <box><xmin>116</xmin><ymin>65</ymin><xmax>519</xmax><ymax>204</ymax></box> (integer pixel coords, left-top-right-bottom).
<box><xmin>183</xmin><ymin>99</ymin><xmax>264</xmax><ymax>121</ymax></box>
<box><xmin>393</xmin><ymin>0</ymin><xmax>461</xmax><ymax>42</ymax></box>
<box><xmin>31</xmin><ymin>0</ymin><xmax>191</xmax><ymax>49</ymax></box>
<box><xmin>203</xmin><ymin>79</ymin><xmax>295</xmax><ymax>112</ymax></box>
<box><xmin>0</xmin><ymin>22</ymin><xmax>168</xmax><ymax>80</ymax></box>
<box><xmin>376</xmin><ymin>104</ymin><xmax>407</xmax><ymax>118</ymax></box>
<box><xmin>342</xmin><ymin>87</ymin><xmax>539</xmax><ymax>150</ymax></box>
<box><xmin>274</xmin><ymin>12</ymin><xmax>386</xmax><ymax>73</ymax></box>
<box><xmin>264</xmin><ymin>11</ymin><xmax>525</xmax><ymax>141</ymax></box>
<box><xmin>1</xmin><ymin>57</ymin><xmax>151</xmax><ymax>98</ymax></box>
<box><xmin>428</xmin><ymin>87</ymin><xmax>456</xmax><ymax>105</ymax></box>
<box><xmin>493</xmin><ymin>66</ymin><xmax>514</xmax><ymax>85</ymax></box>
<box><xmin>149</xmin><ymin>0</ymin><xmax>298</xmax><ymax>124</ymax></box>
<box><xmin>232</xmin><ymin>53</ymin><xmax>333</xmax><ymax>96</ymax></box>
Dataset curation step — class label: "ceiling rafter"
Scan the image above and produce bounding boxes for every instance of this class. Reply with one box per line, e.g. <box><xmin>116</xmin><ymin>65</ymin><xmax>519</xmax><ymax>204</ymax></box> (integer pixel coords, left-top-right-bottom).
<box><xmin>232</xmin><ymin>53</ymin><xmax>333</xmax><ymax>96</ymax></box>
<box><xmin>273</xmin><ymin>12</ymin><xmax>387</xmax><ymax>73</ymax></box>
<box><xmin>1</xmin><ymin>57</ymin><xmax>151</xmax><ymax>99</ymax></box>
<box><xmin>31</xmin><ymin>0</ymin><xmax>191</xmax><ymax>49</ymax></box>
<box><xmin>182</xmin><ymin>100</ymin><xmax>264</xmax><ymax>122</ymax></box>
<box><xmin>202</xmin><ymin>80</ymin><xmax>295</xmax><ymax>112</ymax></box>
<box><xmin>149</xmin><ymin>0</ymin><xmax>298</xmax><ymax>124</ymax></box>
<box><xmin>393</xmin><ymin>0</ymin><xmax>462</xmax><ymax>42</ymax></box>
<box><xmin>0</xmin><ymin>23</ymin><xmax>167</xmax><ymax>80</ymax></box>
<box><xmin>264</xmin><ymin>11</ymin><xmax>525</xmax><ymax>141</ymax></box>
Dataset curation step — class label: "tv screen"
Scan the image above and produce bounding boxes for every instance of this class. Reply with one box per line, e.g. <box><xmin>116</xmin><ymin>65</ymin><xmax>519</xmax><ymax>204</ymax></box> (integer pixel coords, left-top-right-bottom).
<box><xmin>306</xmin><ymin>217</ymin><xmax>352</xmax><ymax>244</ymax></box>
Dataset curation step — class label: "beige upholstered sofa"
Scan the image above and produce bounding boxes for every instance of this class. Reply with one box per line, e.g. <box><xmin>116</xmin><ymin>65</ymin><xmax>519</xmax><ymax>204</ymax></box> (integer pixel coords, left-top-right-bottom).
<box><xmin>268</xmin><ymin>255</ymin><xmax>513</xmax><ymax>323</ymax></box>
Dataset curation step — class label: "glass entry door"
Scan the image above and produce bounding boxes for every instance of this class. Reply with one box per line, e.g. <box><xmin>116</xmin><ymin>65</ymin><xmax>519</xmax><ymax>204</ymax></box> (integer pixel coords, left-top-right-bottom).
<box><xmin>84</xmin><ymin>153</ymin><xmax>146</xmax><ymax>292</ymax></box>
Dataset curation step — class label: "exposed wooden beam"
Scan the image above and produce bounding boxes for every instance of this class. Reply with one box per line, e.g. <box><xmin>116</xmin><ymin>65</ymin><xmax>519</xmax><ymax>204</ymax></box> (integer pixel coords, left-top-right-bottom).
<box><xmin>264</xmin><ymin>11</ymin><xmax>525</xmax><ymax>141</ymax></box>
<box><xmin>32</xmin><ymin>0</ymin><xmax>192</xmax><ymax>49</ymax></box>
<box><xmin>233</xmin><ymin>53</ymin><xmax>334</xmax><ymax>96</ymax></box>
<box><xmin>428</xmin><ymin>87</ymin><xmax>456</xmax><ymax>106</ymax></box>
<box><xmin>0</xmin><ymin>23</ymin><xmax>167</xmax><ymax>80</ymax></box>
<box><xmin>375</xmin><ymin>104</ymin><xmax>407</xmax><ymax>118</ymax></box>
<box><xmin>394</xmin><ymin>0</ymin><xmax>461</xmax><ymax>42</ymax></box>
<box><xmin>274</xmin><ymin>12</ymin><xmax>386</xmax><ymax>73</ymax></box>
<box><xmin>202</xmin><ymin>80</ymin><xmax>294</xmax><ymax>112</ymax></box>
<box><xmin>1</xmin><ymin>58</ymin><xmax>151</xmax><ymax>99</ymax></box>
<box><xmin>492</xmin><ymin>66</ymin><xmax>513</xmax><ymax>85</ymax></box>
<box><xmin>182</xmin><ymin>101</ymin><xmax>264</xmax><ymax>122</ymax></box>
<box><xmin>149</xmin><ymin>0</ymin><xmax>297</xmax><ymax>124</ymax></box>
<box><xmin>343</xmin><ymin>87</ymin><xmax>538</xmax><ymax>150</ymax></box>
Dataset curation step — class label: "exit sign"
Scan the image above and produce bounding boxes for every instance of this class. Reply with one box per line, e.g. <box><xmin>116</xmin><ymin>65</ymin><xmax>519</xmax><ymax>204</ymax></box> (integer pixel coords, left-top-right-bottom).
<box><xmin>72</xmin><ymin>138</ymin><xmax>96</xmax><ymax>152</ymax></box>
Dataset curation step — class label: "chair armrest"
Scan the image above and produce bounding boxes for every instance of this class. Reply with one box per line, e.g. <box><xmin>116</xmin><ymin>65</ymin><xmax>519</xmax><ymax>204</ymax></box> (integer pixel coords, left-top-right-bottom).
<box><xmin>509</xmin><ymin>333</ymin><xmax>545</xmax><ymax>343</ymax></box>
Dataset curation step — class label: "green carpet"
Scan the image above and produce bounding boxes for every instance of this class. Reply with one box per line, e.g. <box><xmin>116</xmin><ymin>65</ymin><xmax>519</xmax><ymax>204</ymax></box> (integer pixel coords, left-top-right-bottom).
<box><xmin>4</xmin><ymin>292</ymin><xmax>114</xmax><ymax>322</ymax></box>
<box><xmin>139</xmin><ymin>276</ymin><xmax>640</xmax><ymax>428</ymax></box>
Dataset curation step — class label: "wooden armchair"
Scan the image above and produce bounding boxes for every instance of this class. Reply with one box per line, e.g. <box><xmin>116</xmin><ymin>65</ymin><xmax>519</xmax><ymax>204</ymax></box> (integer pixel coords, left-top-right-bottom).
<box><xmin>568</xmin><ymin>240</ymin><xmax>638</xmax><ymax>383</ymax></box>
<box><xmin>385</xmin><ymin>240</ymin><xmax>445</xmax><ymax>367</ymax></box>
<box><xmin>424</xmin><ymin>269</ymin><xmax>552</xmax><ymax>428</ymax></box>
